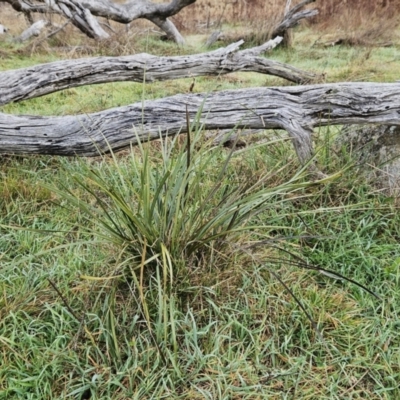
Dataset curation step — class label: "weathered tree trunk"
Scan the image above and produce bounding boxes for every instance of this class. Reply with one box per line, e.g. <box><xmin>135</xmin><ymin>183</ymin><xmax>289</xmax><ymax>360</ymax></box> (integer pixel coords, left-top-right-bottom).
<box><xmin>0</xmin><ymin>38</ymin><xmax>321</xmax><ymax>106</ymax></box>
<box><xmin>0</xmin><ymin>0</ymin><xmax>195</xmax><ymax>44</ymax></box>
<box><xmin>1</xmin><ymin>83</ymin><xmax>400</xmax><ymax>165</ymax></box>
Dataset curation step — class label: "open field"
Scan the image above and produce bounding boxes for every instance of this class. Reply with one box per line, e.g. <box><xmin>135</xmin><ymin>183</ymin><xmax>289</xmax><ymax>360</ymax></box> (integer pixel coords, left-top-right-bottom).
<box><xmin>1</xmin><ymin>1</ymin><xmax>400</xmax><ymax>399</ymax></box>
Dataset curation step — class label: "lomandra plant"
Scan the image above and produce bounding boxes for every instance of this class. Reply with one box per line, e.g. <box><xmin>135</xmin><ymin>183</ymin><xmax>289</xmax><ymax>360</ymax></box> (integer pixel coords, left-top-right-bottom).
<box><xmin>48</xmin><ymin>123</ymin><xmax>325</xmax><ymax>283</ymax></box>
<box><xmin>45</xmin><ymin>116</ymin><xmax>381</xmax><ymax>359</ymax></box>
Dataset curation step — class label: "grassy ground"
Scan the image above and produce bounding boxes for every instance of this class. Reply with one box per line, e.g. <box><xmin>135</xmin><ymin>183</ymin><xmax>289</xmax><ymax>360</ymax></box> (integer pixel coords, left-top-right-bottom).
<box><xmin>1</xmin><ymin>8</ymin><xmax>400</xmax><ymax>400</ymax></box>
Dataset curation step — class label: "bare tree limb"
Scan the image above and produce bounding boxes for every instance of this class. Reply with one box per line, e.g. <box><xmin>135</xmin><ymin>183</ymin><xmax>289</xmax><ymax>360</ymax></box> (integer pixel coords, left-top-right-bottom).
<box><xmin>284</xmin><ymin>0</ymin><xmax>293</xmax><ymax>16</ymax></box>
<box><xmin>0</xmin><ymin>38</ymin><xmax>320</xmax><ymax>106</ymax></box>
<box><xmin>1</xmin><ymin>83</ymin><xmax>400</xmax><ymax>165</ymax></box>
<box><xmin>51</xmin><ymin>0</ymin><xmax>110</xmax><ymax>39</ymax></box>
<box><xmin>150</xmin><ymin>16</ymin><xmax>185</xmax><ymax>45</ymax></box>
<box><xmin>232</xmin><ymin>0</ymin><xmax>318</xmax><ymax>48</ymax></box>
<box><xmin>272</xmin><ymin>8</ymin><xmax>318</xmax><ymax>38</ymax></box>
<box><xmin>285</xmin><ymin>0</ymin><xmax>316</xmax><ymax>20</ymax></box>
<box><xmin>1</xmin><ymin>0</ymin><xmax>196</xmax><ymax>43</ymax></box>
<box><xmin>272</xmin><ymin>0</ymin><xmax>318</xmax><ymax>43</ymax></box>
<box><xmin>43</xmin><ymin>18</ymin><xmax>72</xmax><ymax>40</ymax></box>
<box><xmin>1</xmin><ymin>0</ymin><xmax>48</xmax><ymax>14</ymax></box>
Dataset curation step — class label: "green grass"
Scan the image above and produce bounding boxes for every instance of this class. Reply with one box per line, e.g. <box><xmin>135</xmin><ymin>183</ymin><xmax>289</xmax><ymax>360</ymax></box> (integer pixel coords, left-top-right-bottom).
<box><xmin>1</xmin><ymin>25</ymin><xmax>400</xmax><ymax>399</ymax></box>
<box><xmin>1</xmin><ymin>137</ymin><xmax>399</xmax><ymax>399</ymax></box>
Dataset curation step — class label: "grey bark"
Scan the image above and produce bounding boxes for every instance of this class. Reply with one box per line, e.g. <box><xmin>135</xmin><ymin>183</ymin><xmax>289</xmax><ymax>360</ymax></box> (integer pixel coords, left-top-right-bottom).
<box><xmin>0</xmin><ymin>0</ymin><xmax>195</xmax><ymax>43</ymax></box>
<box><xmin>1</xmin><ymin>82</ymin><xmax>400</xmax><ymax>165</ymax></box>
<box><xmin>0</xmin><ymin>38</ymin><xmax>320</xmax><ymax>107</ymax></box>
<box><xmin>1</xmin><ymin>0</ymin><xmax>109</xmax><ymax>39</ymax></box>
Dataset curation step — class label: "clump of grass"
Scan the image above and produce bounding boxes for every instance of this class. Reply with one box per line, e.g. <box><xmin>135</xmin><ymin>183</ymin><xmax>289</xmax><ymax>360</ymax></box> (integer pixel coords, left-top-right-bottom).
<box><xmin>47</xmin><ymin>121</ymin><xmax>321</xmax><ymax>287</ymax></box>
<box><xmin>42</xmin><ymin>114</ymin><xmax>383</xmax><ymax>355</ymax></box>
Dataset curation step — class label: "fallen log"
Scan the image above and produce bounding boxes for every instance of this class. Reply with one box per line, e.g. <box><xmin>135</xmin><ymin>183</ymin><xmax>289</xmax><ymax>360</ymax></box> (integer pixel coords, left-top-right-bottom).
<box><xmin>0</xmin><ymin>38</ymin><xmax>320</xmax><ymax>106</ymax></box>
<box><xmin>1</xmin><ymin>82</ymin><xmax>400</xmax><ymax>164</ymax></box>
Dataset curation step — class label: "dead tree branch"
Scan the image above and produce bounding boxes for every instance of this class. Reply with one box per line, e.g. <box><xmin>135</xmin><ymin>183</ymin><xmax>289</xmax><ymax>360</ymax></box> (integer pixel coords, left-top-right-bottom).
<box><xmin>0</xmin><ymin>38</ymin><xmax>320</xmax><ymax>106</ymax></box>
<box><xmin>1</xmin><ymin>0</ymin><xmax>196</xmax><ymax>43</ymax></box>
<box><xmin>1</xmin><ymin>83</ymin><xmax>400</xmax><ymax>165</ymax></box>
<box><xmin>272</xmin><ymin>0</ymin><xmax>318</xmax><ymax>45</ymax></box>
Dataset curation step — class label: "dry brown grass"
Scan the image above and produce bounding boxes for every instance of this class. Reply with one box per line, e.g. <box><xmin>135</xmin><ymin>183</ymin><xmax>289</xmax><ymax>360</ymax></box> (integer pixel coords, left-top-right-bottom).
<box><xmin>173</xmin><ymin>0</ymin><xmax>290</xmax><ymax>33</ymax></box>
<box><xmin>311</xmin><ymin>0</ymin><xmax>400</xmax><ymax>46</ymax></box>
<box><xmin>314</xmin><ymin>0</ymin><xmax>400</xmax><ymax>22</ymax></box>
<box><xmin>172</xmin><ymin>0</ymin><xmax>304</xmax><ymax>47</ymax></box>
<box><xmin>174</xmin><ymin>0</ymin><xmax>400</xmax><ymax>47</ymax></box>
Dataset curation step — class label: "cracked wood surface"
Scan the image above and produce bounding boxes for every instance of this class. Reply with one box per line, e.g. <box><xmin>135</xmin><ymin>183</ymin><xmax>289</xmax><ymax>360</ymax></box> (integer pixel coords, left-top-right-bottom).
<box><xmin>0</xmin><ymin>38</ymin><xmax>320</xmax><ymax>106</ymax></box>
<box><xmin>1</xmin><ymin>83</ymin><xmax>400</xmax><ymax>163</ymax></box>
